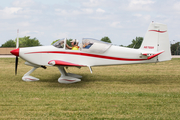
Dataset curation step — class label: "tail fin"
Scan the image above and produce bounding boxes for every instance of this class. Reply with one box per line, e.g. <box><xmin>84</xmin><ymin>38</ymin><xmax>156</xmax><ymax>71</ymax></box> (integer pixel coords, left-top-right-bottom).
<box><xmin>140</xmin><ymin>22</ymin><xmax>171</xmax><ymax>62</ymax></box>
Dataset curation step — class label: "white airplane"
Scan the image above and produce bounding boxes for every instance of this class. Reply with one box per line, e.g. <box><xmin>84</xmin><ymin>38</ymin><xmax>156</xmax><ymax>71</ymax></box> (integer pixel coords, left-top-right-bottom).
<box><xmin>11</xmin><ymin>22</ymin><xmax>171</xmax><ymax>84</ymax></box>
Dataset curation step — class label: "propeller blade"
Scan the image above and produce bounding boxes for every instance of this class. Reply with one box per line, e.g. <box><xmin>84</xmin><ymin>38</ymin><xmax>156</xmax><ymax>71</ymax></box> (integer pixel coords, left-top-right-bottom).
<box><xmin>15</xmin><ymin>29</ymin><xmax>19</xmax><ymax>75</ymax></box>
<box><xmin>16</xmin><ymin>29</ymin><xmax>19</xmax><ymax>49</ymax></box>
<box><xmin>15</xmin><ymin>56</ymin><xmax>18</xmax><ymax>75</ymax></box>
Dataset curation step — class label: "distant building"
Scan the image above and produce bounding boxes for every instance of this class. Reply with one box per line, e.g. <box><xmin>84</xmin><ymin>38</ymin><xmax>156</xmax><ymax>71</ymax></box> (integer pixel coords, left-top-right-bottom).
<box><xmin>0</xmin><ymin>47</ymin><xmax>16</xmax><ymax>55</ymax></box>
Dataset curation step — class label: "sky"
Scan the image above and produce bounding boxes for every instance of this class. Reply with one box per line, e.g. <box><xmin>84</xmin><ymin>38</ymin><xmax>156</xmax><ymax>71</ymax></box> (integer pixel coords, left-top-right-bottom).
<box><xmin>0</xmin><ymin>0</ymin><xmax>180</xmax><ymax>46</ymax></box>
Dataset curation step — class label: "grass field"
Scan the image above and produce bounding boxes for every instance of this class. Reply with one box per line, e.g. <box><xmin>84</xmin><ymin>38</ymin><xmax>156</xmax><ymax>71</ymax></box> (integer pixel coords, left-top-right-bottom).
<box><xmin>0</xmin><ymin>58</ymin><xmax>180</xmax><ymax>119</ymax></box>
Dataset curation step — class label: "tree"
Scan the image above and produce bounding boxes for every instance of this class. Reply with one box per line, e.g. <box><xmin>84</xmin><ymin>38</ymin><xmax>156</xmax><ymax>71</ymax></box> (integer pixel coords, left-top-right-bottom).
<box><xmin>1</xmin><ymin>40</ymin><xmax>16</xmax><ymax>47</ymax></box>
<box><xmin>101</xmin><ymin>36</ymin><xmax>111</xmax><ymax>43</ymax></box>
<box><xmin>51</xmin><ymin>39</ymin><xmax>59</xmax><ymax>45</ymax></box>
<box><xmin>171</xmin><ymin>42</ymin><xmax>180</xmax><ymax>55</ymax></box>
<box><xmin>15</xmin><ymin>36</ymin><xmax>41</xmax><ymax>47</ymax></box>
<box><xmin>1</xmin><ymin>36</ymin><xmax>42</xmax><ymax>47</ymax></box>
<box><xmin>127</xmin><ymin>37</ymin><xmax>143</xmax><ymax>49</ymax></box>
<box><xmin>67</xmin><ymin>39</ymin><xmax>73</xmax><ymax>46</ymax></box>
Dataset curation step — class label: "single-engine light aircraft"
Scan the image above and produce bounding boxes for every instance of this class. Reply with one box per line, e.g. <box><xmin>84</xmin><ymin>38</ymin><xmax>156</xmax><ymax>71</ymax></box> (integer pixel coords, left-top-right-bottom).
<box><xmin>11</xmin><ymin>22</ymin><xmax>171</xmax><ymax>84</ymax></box>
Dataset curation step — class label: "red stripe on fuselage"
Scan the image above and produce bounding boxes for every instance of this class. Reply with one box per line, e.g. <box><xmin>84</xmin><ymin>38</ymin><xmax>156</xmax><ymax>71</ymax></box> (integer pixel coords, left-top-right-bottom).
<box><xmin>25</xmin><ymin>51</ymin><xmax>147</xmax><ymax>61</ymax></box>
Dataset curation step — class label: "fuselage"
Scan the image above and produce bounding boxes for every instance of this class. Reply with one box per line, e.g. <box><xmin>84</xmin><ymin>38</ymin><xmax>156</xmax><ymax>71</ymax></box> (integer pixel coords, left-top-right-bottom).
<box><xmin>17</xmin><ymin>45</ymin><xmax>157</xmax><ymax>67</ymax></box>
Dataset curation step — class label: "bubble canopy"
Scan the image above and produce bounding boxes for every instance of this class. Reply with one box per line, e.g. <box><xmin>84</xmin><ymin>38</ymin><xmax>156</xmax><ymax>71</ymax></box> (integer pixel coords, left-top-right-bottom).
<box><xmin>81</xmin><ymin>38</ymin><xmax>112</xmax><ymax>54</ymax></box>
<box><xmin>53</xmin><ymin>38</ymin><xmax>112</xmax><ymax>54</ymax></box>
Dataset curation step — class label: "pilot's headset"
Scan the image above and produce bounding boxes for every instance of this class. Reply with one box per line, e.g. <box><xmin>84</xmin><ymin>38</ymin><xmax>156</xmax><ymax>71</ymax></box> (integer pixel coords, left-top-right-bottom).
<box><xmin>74</xmin><ymin>39</ymin><xmax>76</xmax><ymax>45</ymax></box>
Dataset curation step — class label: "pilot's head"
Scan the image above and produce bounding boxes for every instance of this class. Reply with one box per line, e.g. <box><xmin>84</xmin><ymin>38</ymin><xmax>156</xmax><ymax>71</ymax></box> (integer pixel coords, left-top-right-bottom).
<box><xmin>70</xmin><ymin>39</ymin><xmax>78</xmax><ymax>46</ymax></box>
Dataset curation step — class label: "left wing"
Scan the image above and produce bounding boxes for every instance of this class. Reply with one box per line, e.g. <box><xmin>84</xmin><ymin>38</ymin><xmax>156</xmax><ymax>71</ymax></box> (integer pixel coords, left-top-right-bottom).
<box><xmin>48</xmin><ymin>60</ymin><xmax>93</xmax><ymax>73</ymax></box>
<box><xmin>48</xmin><ymin>60</ymin><xmax>85</xmax><ymax>66</ymax></box>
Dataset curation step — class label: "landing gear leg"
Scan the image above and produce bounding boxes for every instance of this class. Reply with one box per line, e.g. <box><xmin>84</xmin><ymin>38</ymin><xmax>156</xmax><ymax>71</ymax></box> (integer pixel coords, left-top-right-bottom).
<box><xmin>57</xmin><ymin>66</ymin><xmax>81</xmax><ymax>84</ymax></box>
<box><xmin>22</xmin><ymin>67</ymin><xmax>39</xmax><ymax>81</ymax></box>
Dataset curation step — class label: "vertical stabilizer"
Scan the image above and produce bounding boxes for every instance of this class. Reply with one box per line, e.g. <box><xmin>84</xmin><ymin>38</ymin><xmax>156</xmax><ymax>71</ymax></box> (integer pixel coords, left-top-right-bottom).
<box><xmin>140</xmin><ymin>22</ymin><xmax>171</xmax><ymax>61</ymax></box>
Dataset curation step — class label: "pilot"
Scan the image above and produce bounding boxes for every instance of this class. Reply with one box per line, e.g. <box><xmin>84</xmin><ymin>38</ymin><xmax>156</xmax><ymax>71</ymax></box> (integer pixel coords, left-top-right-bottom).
<box><xmin>83</xmin><ymin>42</ymin><xmax>93</xmax><ymax>49</ymax></box>
<box><xmin>66</xmin><ymin>39</ymin><xmax>79</xmax><ymax>50</ymax></box>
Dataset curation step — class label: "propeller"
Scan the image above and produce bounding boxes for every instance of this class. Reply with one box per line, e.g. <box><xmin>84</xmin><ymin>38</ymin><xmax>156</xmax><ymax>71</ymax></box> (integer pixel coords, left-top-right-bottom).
<box><xmin>15</xmin><ymin>29</ymin><xmax>19</xmax><ymax>75</ymax></box>
<box><xmin>10</xmin><ymin>29</ymin><xmax>20</xmax><ymax>75</ymax></box>
<box><xmin>11</xmin><ymin>48</ymin><xmax>20</xmax><ymax>75</ymax></box>
<box><xmin>15</xmin><ymin>56</ymin><xmax>18</xmax><ymax>75</ymax></box>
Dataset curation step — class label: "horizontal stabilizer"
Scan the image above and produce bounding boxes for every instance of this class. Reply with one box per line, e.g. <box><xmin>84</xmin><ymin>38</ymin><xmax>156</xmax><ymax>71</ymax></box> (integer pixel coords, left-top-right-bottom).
<box><xmin>142</xmin><ymin>50</ymin><xmax>164</xmax><ymax>60</ymax></box>
<box><xmin>48</xmin><ymin>60</ymin><xmax>85</xmax><ymax>66</ymax></box>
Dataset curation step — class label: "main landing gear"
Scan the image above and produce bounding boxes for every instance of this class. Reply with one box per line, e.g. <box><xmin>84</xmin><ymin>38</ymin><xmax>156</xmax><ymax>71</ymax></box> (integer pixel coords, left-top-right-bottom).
<box><xmin>57</xmin><ymin>66</ymin><xmax>82</xmax><ymax>84</ymax></box>
<box><xmin>22</xmin><ymin>65</ymin><xmax>82</xmax><ymax>84</ymax></box>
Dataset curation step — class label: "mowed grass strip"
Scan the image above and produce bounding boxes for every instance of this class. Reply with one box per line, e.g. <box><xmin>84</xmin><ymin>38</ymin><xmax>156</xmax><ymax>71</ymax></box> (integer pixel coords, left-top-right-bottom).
<box><xmin>0</xmin><ymin>58</ymin><xmax>180</xmax><ymax>119</ymax></box>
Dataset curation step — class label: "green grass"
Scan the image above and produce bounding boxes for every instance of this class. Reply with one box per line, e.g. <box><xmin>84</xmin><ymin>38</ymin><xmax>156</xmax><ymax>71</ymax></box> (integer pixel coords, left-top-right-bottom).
<box><xmin>0</xmin><ymin>58</ymin><xmax>180</xmax><ymax>119</ymax></box>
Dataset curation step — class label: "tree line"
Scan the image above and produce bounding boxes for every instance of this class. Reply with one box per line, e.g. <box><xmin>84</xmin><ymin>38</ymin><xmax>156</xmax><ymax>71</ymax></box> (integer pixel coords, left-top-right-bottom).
<box><xmin>1</xmin><ymin>36</ymin><xmax>178</xmax><ymax>55</ymax></box>
<box><xmin>0</xmin><ymin>36</ymin><xmax>113</xmax><ymax>47</ymax></box>
<box><xmin>1</xmin><ymin>36</ymin><xmax>41</xmax><ymax>47</ymax></box>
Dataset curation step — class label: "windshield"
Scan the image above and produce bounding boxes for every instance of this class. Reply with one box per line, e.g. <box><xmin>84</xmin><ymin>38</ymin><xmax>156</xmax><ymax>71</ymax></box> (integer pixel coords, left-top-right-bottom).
<box><xmin>53</xmin><ymin>38</ymin><xmax>112</xmax><ymax>53</ymax></box>
<box><xmin>53</xmin><ymin>38</ymin><xmax>65</xmax><ymax>48</ymax></box>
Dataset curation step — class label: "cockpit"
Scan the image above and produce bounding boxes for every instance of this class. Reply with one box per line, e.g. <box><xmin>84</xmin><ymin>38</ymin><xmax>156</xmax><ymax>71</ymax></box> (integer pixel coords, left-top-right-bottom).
<box><xmin>53</xmin><ymin>39</ymin><xmax>65</xmax><ymax>48</ymax></box>
<box><xmin>53</xmin><ymin>38</ymin><xmax>112</xmax><ymax>54</ymax></box>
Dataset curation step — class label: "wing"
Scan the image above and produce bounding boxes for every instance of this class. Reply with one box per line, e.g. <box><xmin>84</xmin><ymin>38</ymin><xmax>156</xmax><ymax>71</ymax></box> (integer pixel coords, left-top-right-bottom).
<box><xmin>48</xmin><ymin>60</ymin><xmax>93</xmax><ymax>73</ymax></box>
<box><xmin>48</xmin><ymin>60</ymin><xmax>85</xmax><ymax>67</ymax></box>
